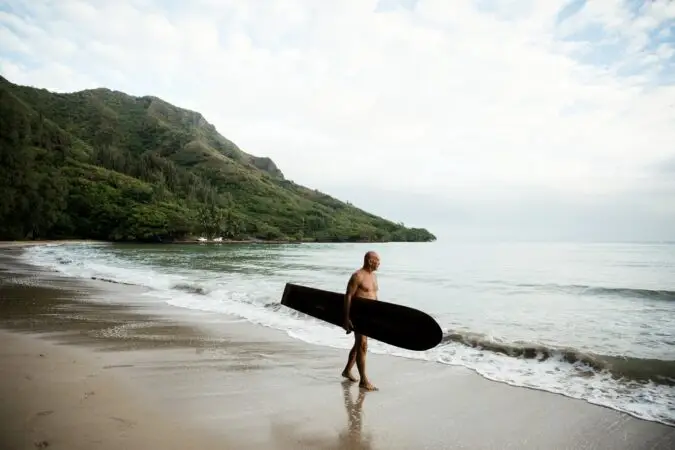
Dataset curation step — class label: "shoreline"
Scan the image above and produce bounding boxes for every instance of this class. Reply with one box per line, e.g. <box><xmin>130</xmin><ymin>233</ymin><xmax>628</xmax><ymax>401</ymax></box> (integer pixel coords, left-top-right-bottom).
<box><xmin>0</xmin><ymin>239</ymin><xmax>108</xmax><ymax>248</ymax></box>
<box><xmin>0</xmin><ymin>237</ymin><xmax>436</xmax><ymax>247</ymax></box>
<box><xmin>1</xmin><ymin>245</ymin><xmax>674</xmax><ymax>449</ymax></box>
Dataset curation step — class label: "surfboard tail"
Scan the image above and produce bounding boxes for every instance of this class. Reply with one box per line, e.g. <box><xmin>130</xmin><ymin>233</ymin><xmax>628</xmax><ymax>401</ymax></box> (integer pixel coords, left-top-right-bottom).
<box><xmin>281</xmin><ymin>282</ymin><xmax>293</xmax><ymax>306</ymax></box>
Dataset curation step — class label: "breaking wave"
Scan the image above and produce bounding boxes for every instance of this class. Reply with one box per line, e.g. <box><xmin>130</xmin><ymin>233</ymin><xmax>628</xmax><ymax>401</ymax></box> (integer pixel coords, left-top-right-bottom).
<box><xmin>518</xmin><ymin>283</ymin><xmax>675</xmax><ymax>302</ymax></box>
<box><xmin>441</xmin><ymin>331</ymin><xmax>675</xmax><ymax>386</ymax></box>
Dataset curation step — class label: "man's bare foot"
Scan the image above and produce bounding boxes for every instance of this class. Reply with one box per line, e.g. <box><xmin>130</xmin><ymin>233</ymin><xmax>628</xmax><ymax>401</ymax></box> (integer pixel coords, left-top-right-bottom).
<box><xmin>359</xmin><ymin>381</ymin><xmax>378</xmax><ymax>391</ymax></box>
<box><xmin>342</xmin><ymin>370</ymin><xmax>357</xmax><ymax>382</ymax></box>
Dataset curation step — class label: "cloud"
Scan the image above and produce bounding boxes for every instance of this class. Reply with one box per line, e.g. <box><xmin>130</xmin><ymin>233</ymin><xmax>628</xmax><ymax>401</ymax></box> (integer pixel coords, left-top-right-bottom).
<box><xmin>1</xmin><ymin>0</ymin><xmax>673</xmax><ymax>240</ymax></box>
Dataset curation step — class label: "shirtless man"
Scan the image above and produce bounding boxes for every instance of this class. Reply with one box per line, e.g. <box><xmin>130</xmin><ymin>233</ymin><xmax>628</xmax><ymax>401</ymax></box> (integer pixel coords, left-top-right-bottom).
<box><xmin>341</xmin><ymin>251</ymin><xmax>380</xmax><ymax>391</ymax></box>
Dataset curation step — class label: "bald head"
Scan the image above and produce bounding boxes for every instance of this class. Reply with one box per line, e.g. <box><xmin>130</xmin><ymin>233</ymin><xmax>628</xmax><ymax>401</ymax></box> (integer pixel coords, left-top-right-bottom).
<box><xmin>363</xmin><ymin>251</ymin><xmax>380</xmax><ymax>272</ymax></box>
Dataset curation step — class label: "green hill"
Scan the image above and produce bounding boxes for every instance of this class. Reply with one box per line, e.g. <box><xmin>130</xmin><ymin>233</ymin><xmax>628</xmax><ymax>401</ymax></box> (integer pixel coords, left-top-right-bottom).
<box><xmin>0</xmin><ymin>76</ymin><xmax>436</xmax><ymax>243</ymax></box>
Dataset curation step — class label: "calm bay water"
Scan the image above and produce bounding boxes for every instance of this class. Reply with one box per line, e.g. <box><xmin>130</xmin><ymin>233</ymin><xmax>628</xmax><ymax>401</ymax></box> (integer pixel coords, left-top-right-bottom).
<box><xmin>23</xmin><ymin>241</ymin><xmax>675</xmax><ymax>426</ymax></box>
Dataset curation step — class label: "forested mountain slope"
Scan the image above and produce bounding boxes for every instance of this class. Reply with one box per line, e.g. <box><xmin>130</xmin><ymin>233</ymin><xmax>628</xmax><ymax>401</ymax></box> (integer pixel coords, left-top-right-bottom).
<box><xmin>0</xmin><ymin>76</ymin><xmax>436</xmax><ymax>243</ymax></box>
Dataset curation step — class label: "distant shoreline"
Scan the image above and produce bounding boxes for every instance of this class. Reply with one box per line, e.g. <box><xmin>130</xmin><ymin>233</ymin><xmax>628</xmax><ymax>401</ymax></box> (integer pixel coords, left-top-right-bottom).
<box><xmin>0</xmin><ymin>239</ymin><xmax>107</xmax><ymax>248</ymax></box>
<box><xmin>0</xmin><ymin>238</ymin><xmax>431</xmax><ymax>248</ymax></box>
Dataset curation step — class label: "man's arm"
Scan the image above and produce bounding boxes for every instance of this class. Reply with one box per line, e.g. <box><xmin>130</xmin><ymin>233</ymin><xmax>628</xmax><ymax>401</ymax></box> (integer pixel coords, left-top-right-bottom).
<box><xmin>343</xmin><ymin>272</ymin><xmax>359</xmax><ymax>333</ymax></box>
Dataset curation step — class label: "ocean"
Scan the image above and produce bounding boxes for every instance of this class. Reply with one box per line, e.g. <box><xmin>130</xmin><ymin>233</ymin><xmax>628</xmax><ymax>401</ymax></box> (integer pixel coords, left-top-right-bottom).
<box><xmin>21</xmin><ymin>241</ymin><xmax>675</xmax><ymax>426</ymax></box>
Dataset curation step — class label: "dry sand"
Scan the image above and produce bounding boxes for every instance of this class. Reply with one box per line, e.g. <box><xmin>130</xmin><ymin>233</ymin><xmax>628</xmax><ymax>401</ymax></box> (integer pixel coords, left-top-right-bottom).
<box><xmin>1</xmin><ymin>243</ymin><xmax>674</xmax><ymax>449</ymax></box>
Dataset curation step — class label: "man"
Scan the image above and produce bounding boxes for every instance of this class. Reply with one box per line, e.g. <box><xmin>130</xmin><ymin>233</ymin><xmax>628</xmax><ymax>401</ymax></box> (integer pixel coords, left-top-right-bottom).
<box><xmin>341</xmin><ymin>250</ymin><xmax>380</xmax><ymax>391</ymax></box>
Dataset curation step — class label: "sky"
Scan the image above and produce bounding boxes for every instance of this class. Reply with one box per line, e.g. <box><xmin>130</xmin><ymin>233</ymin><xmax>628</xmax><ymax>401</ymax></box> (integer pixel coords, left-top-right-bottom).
<box><xmin>1</xmin><ymin>0</ymin><xmax>674</xmax><ymax>241</ymax></box>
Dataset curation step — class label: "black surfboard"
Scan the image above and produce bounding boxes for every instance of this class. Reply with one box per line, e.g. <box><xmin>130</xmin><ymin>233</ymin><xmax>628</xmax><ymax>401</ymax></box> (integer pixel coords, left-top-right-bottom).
<box><xmin>280</xmin><ymin>283</ymin><xmax>443</xmax><ymax>351</ymax></box>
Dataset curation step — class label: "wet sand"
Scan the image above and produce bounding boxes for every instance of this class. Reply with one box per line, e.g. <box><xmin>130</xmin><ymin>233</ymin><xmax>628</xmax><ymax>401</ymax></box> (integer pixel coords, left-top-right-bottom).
<box><xmin>1</xmin><ymin>243</ymin><xmax>674</xmax><ymax>449</ymax></box>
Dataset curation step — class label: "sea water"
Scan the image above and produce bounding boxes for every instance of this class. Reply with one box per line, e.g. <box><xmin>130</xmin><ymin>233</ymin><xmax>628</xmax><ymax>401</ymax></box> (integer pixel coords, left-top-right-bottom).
<box><xmin>23</xmin><ymin>241</ymin><xmax>675</xmax><ymax>426</ymax></box>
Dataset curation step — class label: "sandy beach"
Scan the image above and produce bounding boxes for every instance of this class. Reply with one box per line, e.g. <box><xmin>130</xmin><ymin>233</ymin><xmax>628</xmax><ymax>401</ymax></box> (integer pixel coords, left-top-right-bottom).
<box><xmin>1</xmin><ymin>242</ymin><xmax>674</xmax><ymax>449</ymax></box>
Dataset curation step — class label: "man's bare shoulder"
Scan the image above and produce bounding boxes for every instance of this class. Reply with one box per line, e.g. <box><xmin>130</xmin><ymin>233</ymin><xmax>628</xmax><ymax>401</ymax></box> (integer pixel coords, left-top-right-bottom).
<box><xmin>345</xmin><ymin>270</ymin><xmax>363</xmax><ymax>296</ymax></box>
<box><xmin>349</xmin><ymin>269</ymin><xmax>364</xmax><ymax>283</ymax></box>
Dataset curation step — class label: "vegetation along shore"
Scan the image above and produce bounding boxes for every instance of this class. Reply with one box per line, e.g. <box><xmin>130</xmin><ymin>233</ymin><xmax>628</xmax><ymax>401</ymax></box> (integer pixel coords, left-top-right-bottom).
<box><xmin>0</xmin><ymin>76</ymin><xmax>435</xmax><ymax>244</ymax></box>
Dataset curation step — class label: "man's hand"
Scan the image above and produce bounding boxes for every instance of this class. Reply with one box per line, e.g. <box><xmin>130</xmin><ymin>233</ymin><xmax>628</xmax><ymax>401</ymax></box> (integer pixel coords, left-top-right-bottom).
<box><xmin>343</xmin><ymin>317</ymin><xmax>353</xmax><ymax>334</ymax></box>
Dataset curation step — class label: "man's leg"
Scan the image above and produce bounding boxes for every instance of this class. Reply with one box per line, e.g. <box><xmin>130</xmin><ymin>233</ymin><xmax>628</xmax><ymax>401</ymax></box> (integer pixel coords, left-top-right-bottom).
<box><xmin>341</xmin><ymin>335</ymin><xmax>358</xmax><ymax>382</ymax></box>
<box><xmin>355</xmin><ymin>334</ymin><xmax>377</xmax><ymax>391</ymax></box>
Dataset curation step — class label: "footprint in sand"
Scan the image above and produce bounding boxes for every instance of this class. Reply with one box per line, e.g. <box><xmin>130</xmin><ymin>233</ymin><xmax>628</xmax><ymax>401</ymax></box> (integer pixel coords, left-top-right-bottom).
<box><xmin>110</xmin><ymin>416</ymin><xmax>136</xmax><ymax>430</ymax></box>
<box><xmin>102</xmin><ymin>364</ymin><xmax>134</xmax><ymax>369</ymax></box>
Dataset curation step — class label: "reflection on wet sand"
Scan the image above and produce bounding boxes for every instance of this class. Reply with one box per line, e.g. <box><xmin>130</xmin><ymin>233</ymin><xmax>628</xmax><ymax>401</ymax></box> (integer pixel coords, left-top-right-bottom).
<box><xmin>267</xmin><ymin>380</ymin><xmax>376</xmax><ymax>449</ymax></box>
<box><xmin>338</xmin><ymin>380</ymin><xmax>373</xmax><ymax>450</ymax></box>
